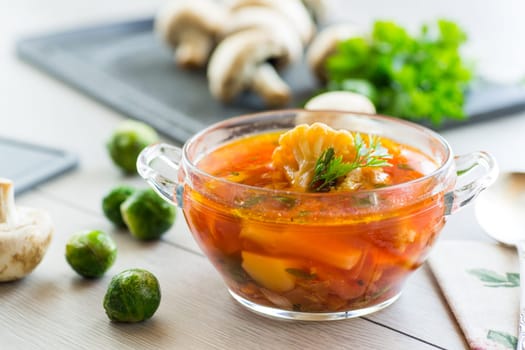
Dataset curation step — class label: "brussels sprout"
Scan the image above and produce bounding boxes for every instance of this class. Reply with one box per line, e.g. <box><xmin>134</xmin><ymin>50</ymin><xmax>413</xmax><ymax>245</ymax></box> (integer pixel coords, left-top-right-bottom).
<box><xmin>65</xmin><ymin>230</ymin><xmax>117</xmax><ymax>278</ymax></box>
<box><xmin>103</xmin><ymin>268</ymin><xmax>161</xmax><ymax>323</ymax></box>
<box><xmin>107</xmin><ymin>120</ymin><xmax>159</xmax><ymax>174</ymax></box>
<box><xmin>102</xmin><ymin>186</ymin><xmax>136</xmax><ymax>227</ymax></box>
<box><xmin>121</xmin><ymin>189</ymin><xmax>176</xmax><ymax>240</ymax></box>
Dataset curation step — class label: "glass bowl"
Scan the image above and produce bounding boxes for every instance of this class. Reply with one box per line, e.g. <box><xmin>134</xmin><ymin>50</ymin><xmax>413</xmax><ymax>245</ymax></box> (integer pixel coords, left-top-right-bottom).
<box><xmin>137</xmin><ymin>110</ymin><xmax>498</xmax><ymax>321</ymax></box>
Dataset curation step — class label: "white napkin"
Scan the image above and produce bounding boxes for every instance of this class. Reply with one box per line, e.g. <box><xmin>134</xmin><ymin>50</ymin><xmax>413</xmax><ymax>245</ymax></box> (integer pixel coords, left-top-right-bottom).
<box><xmin>428</xmin><ymin>240</ymin><xmax>519</xmax><ymax>350</ymax></box>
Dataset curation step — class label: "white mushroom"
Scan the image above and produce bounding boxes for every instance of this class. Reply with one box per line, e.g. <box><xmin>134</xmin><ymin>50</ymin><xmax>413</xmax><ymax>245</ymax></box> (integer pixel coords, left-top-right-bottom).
<box><xmin>208</xmin><ymin>29</ymin><xmax>295</xmax><ymax>107</ymax></box>
<box><xmin>305</xmin><ymin>91</ymin><xmax>376</xmax><ymax>114</ymax></box>
<box><xmin>227</xmin><ymin>0</ymin><xmax>316</xmax><ymax>44</ymax></box>
<box><xmin>338</xmin><ymin>168</ymin><xmax>392</xmax><ymax>191</ymax></box>
<box><xmin>307</xmin><ymin>23</ymin><xmax>363</xmax><ymax>81</ymax></box>
<box><xmin>155</xmin><ymin>0</ymin><xmax>227</xmax><ymax>69</ymax></box>
<box><xmin>0</xmin><ymin>179</ymin><xmax>53</xmax><ymax>282</ymax></box>
<box><xmin>300</xmin><ymin>0</ymin><xmax>328</xmax><ymax>24</ymax></box>
<box><xmin>220</xmin><ymin>6</ymin><xmax>303</xmax><ymax>63</ymax></box>
<box><xmin>298</xmin><ymin>91</ymin><xmax>377</xmax><ymax>129</ymax></box>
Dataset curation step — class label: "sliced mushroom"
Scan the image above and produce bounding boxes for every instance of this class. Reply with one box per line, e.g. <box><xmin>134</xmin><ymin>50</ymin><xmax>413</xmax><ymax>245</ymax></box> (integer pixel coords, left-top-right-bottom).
<box><xmin>208</xmin><ymin>29</ymin><xmax>294</xmax><ymax>107</ymax></box>
<box><xmin>220</xmin><ymin>6</ymin><xmax>303</xmax><ymax>63</ymax></box>
<box><xmin>338</xmin><ymin>168</ymin><xmax>392</xmax><ymax>191</ymax></box>
<box><xmin>297</xmin><ymin>91</ymin><xmax>377</xmax><ymax>130</ymax></box>
<box><xmin>227</xmin><ymin>0</ymin><xmax>316</xmax><ymax>44</ymax></box>
<box><xmin>307</xmin><ymin>23</ymin><xmax>363</xmax><ymax>81</ymax></box>
<box><xmin>305</xmin><ymin>91</ymin><xmax>376</xmax><ymax>114</ymax></box>
<box><xmin>155</xmin><ymin>0</ymin><xmax>227</xmax><ymax>69</ymax></box>
<box><xmin>0</xmin><ymin>179</ymin><xmax>53</xmax><ymax>282</ymax></box>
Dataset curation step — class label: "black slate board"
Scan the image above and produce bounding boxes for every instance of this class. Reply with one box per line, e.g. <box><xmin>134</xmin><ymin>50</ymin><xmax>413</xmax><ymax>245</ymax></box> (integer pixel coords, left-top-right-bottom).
<box><xmin>16</xmin><ymin>17</ymin><xmax>525</xmax><ymax>142</ymax></box>
<box><xmin>0</xmin><ymin>138</ymin><xmax>78</xmax><ymax>195</ymax></box>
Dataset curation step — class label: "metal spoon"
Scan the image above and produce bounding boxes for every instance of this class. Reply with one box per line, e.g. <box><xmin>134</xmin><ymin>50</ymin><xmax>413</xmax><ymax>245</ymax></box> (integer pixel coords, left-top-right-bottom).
<box><xmin>475</xmin><ymin>171</ymin><xmax>525</xmax><ymax>349</ymax></box>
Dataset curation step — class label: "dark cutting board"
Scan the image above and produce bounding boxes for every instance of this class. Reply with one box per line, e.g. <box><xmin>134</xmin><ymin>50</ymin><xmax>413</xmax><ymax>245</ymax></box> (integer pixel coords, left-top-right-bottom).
<box><xmin>0</xmin><ymin>138</ymin><xmax>77</xmax><ymax>195</ymax></box>
<box><xmin>16</xmin><ymin>17</ymin><xmax>525</xmax><ymax>142</ymax></box>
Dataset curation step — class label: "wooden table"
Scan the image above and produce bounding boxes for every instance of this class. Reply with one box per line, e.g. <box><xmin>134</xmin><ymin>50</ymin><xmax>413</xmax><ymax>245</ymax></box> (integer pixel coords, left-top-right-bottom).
<box><xmin>1</xmin><ymin>1</ymin><xmax>524</xmax><ymax>349</ymax></box>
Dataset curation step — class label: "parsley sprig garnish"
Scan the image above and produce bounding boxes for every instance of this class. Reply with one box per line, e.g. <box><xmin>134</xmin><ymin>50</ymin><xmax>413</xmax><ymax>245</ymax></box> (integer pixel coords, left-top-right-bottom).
<box><xmin>309</xmin><ymin>134</ymin><xmax>392</xmax><ymax>192</ymax></box>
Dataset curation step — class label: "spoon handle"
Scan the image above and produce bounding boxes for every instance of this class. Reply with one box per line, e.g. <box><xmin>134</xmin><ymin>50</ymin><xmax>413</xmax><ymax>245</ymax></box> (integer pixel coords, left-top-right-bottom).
<box><xmin>516</xmin><ymin>240</ymin><xmax>525</xmax><ymax>350</ymax></box>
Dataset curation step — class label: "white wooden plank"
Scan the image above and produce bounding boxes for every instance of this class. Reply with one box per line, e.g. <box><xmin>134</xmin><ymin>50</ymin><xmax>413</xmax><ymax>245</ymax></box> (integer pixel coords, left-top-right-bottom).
<box><xmin>1</xmin><ymin>193</ymin><xmax>440</xmax><ymax>350</ymax></box>
<box><xmin>367</xmin><ymin>264</ymin><xmax>468</xmax><ymax>349</ymax></box>
<box><xmin>2</xmin><ymin>0</ymin><xmax>517</xmax><ymax>348</ymax></box>
<box><xmin>27</xmin><ymin>176</ymin><xmax>469</xmax><ymax>349</ymax></box>
<box><xmin>20</xmin><ymin>190</ymin><xmax>467</xmax><ymax>349</ymax></box>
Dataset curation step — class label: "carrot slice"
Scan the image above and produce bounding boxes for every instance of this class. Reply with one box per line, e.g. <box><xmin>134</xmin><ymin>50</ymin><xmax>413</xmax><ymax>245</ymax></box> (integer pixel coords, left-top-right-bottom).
<box><xmin>240</xmin><ymin>222</ymin><xmax>363</xmax><ymax>270</ymax></box>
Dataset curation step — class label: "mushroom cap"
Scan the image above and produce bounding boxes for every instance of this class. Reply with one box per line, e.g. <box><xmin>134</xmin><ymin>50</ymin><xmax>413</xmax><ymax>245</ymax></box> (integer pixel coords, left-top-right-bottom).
<box><xmin>298</xmin><ymin>91</ymin><xmax>377</xmax><ymax>129</ymax></box>
<box><xmin>305</xmin><ymin>91</ymin><xmax>376</xmax><ymax>114</ymax></box>
<box><xmin>207</xmin><ymin>29</ymin><xmax>288</xmax><ymax>102</ymax></box>
<box><xmin>0</xmin><ymin>207</ymin><xmax>53</xmax><ymax>282</ymax></box>
<box><xmin>300</xmin><ymin>0</ymin><xmax>328</xmax><ymax>23</ymax></box>
<box><xmin>227</xmin><ymin>0</ymin><xmax>315</xmax><ymax>44</ymax></box>
<box><xmin>307</xmin><ymin>23</ymin><xmax>363</xmax><ymax>81</ymax></box>
<box><xmin>221</xmin><ymin>7</ymin><xmax>303</xmax><ymax>63</ymax></box>
<box><xmin>155</xmin><ymin>0</ymin><xmax>226</xmax><ymax>48</ymax></box>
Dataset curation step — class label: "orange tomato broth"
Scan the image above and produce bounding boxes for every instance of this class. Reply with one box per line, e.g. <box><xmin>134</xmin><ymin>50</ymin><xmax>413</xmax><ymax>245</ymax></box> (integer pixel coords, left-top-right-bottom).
<box><xmin>182</xmin><ymin>131</ymin><xmax>446</xmax><ymax>312</ymax></box>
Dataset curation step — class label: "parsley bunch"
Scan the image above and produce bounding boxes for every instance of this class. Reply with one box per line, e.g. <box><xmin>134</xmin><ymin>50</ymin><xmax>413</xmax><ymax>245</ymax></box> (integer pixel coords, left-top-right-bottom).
<box><xmin>325</xmin><ymin>20</ymin><xmax>473</xmax><ymax>126</ymax></box>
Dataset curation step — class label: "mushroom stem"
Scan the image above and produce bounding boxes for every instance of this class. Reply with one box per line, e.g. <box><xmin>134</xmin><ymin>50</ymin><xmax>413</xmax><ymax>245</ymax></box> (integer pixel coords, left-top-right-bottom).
<box><xmin>174</xmin><ymin>30</ymin><xmax>214</xmax><ymax>68</ymax></box>
<box><xmin>0</xmin><ymin>179</ymin><xmax>18</xmax><ymax>225</ymax></box>
<box><xmin>251</xmin><ymin>63</ymin><xmax>291</xmax><ymax>107</ymax></box>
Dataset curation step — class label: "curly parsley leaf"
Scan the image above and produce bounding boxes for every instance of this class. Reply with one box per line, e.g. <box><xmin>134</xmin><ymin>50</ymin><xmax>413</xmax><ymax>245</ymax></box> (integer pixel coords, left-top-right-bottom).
<box><xmin>325</xmin><ymin>19</ymin><xmax>473</xmax><ymax>126</ymax></box>
<box><xmin>309</xmin><ymin>134</ymin><xmax>392</xmax><ymax>192</ymax></box>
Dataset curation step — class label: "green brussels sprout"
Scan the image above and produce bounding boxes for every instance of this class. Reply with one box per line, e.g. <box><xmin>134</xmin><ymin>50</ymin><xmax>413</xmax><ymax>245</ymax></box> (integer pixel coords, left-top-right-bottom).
<box><xmin>65</xmin><ymin>230</ymin><xmax>117</xmax><ymax>278</ymax></box>
<box><xmin>107</xmin><ymin>120</ymin><xmax>159</xmax><ymax>174</ymax></box>
<box><xmin>121</xmin><ymin>189</ymin><xmax>176</xmax><ymax>240</ymax></box>
<box><xmin>102</xmin><ymin>186</ymin><xmax>136</xmax><ymax>227</ymax></box>
<box><xmin>103</xmin><ymin>268</ymin><xmax>161</xmax><ymax>323</ymax></box>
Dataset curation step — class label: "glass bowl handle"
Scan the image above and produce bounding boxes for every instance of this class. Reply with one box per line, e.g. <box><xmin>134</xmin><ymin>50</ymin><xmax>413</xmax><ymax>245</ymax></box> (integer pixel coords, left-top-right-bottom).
<box><xmin>445</xmin><ymin>151</ymin><xmax>499</xmax><ymax>215</ymax></box>
<box><xmin>137</xmin><ymin>143</ymin><xmax>183</xmax><ymax>207</ymax></box>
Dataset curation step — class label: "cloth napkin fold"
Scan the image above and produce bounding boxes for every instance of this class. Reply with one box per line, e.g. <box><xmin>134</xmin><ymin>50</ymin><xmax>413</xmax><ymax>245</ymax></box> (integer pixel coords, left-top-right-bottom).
<box><xmin>428</xmin><ymin>240</ymin><xmax>519</xmax><ymax>350</ymax></box>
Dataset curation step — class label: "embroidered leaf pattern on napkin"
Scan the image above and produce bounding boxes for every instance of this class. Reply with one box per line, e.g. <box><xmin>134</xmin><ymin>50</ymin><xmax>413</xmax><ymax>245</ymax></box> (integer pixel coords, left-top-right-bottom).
<box><xmin>467</xmin><ymin>268</ymin><xmax>520</xmax><ymax>287</ymax></box>
<box><xmin>487</xmin><ymin>330</ymin><xmax>518</xmax><ymax>349</ymax></box>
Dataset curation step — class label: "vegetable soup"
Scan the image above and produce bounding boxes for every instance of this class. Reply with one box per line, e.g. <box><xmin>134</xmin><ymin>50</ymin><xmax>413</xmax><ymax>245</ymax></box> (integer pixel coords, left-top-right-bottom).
<box><xmin>182</xmin><ymin>127</ymin><xmax>446</xmax><ymax>313</ymax></box>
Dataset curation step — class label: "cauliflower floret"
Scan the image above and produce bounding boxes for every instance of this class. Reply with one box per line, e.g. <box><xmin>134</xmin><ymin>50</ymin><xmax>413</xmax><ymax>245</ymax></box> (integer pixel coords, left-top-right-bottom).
<box><xmin>272</xmin><ymin>123</ymin><xmax>392</xmax><ymax>192</ymax></box>
<box><xmin>272</xmin><ymin>123</ymin><xmax>355</xmax><ymax>190</ymax></box>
